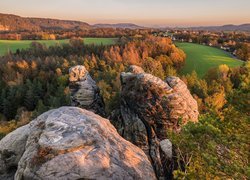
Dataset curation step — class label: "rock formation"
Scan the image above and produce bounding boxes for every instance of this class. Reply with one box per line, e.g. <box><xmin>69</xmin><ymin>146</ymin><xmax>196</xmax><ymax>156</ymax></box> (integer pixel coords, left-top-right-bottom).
<box><xmin>0</xmin><ymin>107</ymin><xmax>156</xmax><ymax>180</ymax></box>
<box><xmin>69</xmin><ymin>65</ymin><xmax>106</xmax><ymax>117</ymax></box>
<box><xmin>0</xmin><ymin>65</ymin><xmax>199</xmax><ymax>179</ymax></box>
<box><xmin>0</xmin><ymin>125</ymin><xmax>30</xmax><ymax>180</ymax></box>
<box><xmin>111</xmin><ymin>65</ymin><xmax>199</xmax><ymax>178</ymax></box>
<box><xmin>127</xmin><ymin>65</ymin><xmax>145</xmax><ymax>74</ymax></box>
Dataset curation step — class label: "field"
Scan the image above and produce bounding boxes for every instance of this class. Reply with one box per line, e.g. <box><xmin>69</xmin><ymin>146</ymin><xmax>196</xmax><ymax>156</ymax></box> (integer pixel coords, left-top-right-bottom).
<box><xmin>0</xmin><ymin>38</ymin><xmax>118</xmax><ymax>56</ymax></box>
<box><xmin>175</xmin><ymin>42</ymin><xmax>243</xmax><ymax>77</ymax></box>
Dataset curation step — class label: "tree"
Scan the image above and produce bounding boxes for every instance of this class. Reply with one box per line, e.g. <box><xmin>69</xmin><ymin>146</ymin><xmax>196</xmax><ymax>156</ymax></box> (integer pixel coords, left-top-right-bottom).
<box><xmin>33</xmin><ymin>100</ymin><xmax>48</xmax><ymax>117</ymax></box>
<box><xmin>142</xmin><ymin>57</ymin><xmax>165</xmax><ymax>79</ymax></box>
<box><xmin>165</xmin><ymin>66</ymin><xmax>177</xmax><ymax>77</ymax></box>
<box><xmin>236</xmin><ymin>43</ymin><xmax>250</xmax><ymax>61</ymax></box>
<box><xmin>0</xmin><ymin>89</ymin><xmax>6</xmax><ymax>113</ymax></box>
<box><xmin>218</xmin><ymin>64</ymin><xmax>229</xmax><ymax>81</ymax></box>
<box><xmin>2</xmin><ymin>88</ymin><xmax>18</xmax><ymax>120</ymax></box>
<box><xmin>24</xmin><ymin>80</ymin><xmax>37</xmax><ymax>111</ymax></box>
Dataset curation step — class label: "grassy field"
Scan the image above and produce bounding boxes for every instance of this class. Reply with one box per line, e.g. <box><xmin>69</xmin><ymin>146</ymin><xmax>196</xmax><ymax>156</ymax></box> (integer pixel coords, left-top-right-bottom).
<box><xmin>175</xmin><ymin>42</ymin><xmax>243</xmax><ymax>77</ymax></box>
<box><xmin>0</xmin><ymin>38</ymin><xmax>118</xmax><ymax>56</ymax></box>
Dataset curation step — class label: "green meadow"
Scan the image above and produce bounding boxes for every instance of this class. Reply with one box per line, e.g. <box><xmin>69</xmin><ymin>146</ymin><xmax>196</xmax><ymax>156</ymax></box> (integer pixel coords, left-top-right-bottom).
<box><xmin>0</xmin><ymin>40</ymin><xmax>243</xmax><ymax>78</ymax></box>
<box><xmin>175</xmin><ymin>42</ymin><xmax>243</xmax><ymax>77</ymax></box>
<box><xmin>0</xmin><ymin>38</ymin><xmax>118</xmax><ymax>56</ymax></box>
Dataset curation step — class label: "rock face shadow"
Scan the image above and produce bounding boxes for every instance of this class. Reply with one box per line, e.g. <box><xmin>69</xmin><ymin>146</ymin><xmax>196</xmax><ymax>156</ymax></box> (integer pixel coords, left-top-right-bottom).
<box><xmin>111</xmin><ymin>65</ymin><xmax>199</xmax><ymax>178</ymax></box>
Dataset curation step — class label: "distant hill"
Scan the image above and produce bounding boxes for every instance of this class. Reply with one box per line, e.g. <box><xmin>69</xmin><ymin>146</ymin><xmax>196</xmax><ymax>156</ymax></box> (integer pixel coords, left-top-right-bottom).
<box><xmin>1</xmin><ymin>13</ymin><xmax>248</xmax><ymax>32</ymax></box>
<box><xmin>0</xmin><ymin>13</ymin><xmax>144</xmax><ymax>31</ymax></box>
<box><xmin>93</xmin><ymin>23</ymin><xmax>144</xmax><ymax>29</ymax></box>
<box><xmin>188</xmin><ymin>24</ymin><xmax>250</xmax><ymax>31</ymax></box>
<box><xmin>0</xmin><ymin>13</ymin><xmax>91</xmax><ymax>31</ymax></box>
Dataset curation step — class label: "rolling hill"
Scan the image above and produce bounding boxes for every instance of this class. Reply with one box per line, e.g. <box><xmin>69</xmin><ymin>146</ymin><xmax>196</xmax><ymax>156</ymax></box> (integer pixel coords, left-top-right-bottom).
<box><xmin>93</xmin><ymin>23</ymin><xmax>144</xmax><ymax>29</ymax></box>
<box><xmin>189</xmin><ymin>24</ymin><xmax>250</xmax><ymax>31</ymax></box>
<box><xmin>0</xmin><ymin>13</ymin><xmax>91</xmax><ymax>31</ymax></box>
<box><xmin>2</xmin><ymin>13</ymin><xmax>248</xmax><ymax>32</ymax></box>
<box><xmin>158</xmin><ymin>24</ymin><xmax>250</xmax><ymax>31</ymax></box>
<box><xmin>0</xmin><ymin>13</ymin><xmax>145</xmax><ymax>31</ymax></box>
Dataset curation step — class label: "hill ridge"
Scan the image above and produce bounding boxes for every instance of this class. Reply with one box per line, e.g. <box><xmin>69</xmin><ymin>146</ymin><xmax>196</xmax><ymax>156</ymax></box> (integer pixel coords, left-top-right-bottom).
<box><xmin>0</xmin><ymin>13</ymin><xmax>91</xmax><ymax>31</ymax></box>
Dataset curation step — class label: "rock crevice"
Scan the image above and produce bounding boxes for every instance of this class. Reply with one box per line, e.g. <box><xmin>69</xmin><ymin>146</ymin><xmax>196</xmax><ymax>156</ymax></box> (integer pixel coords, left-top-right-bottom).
<box><xmin>111</xmin><ymin>65</ymin><xmax>199</xmax><ymax>178</ymax></box>
<box><xmin>0</xmin><ymin>107</ymin><xmax>156</xmax><ymax>180</ymax></box>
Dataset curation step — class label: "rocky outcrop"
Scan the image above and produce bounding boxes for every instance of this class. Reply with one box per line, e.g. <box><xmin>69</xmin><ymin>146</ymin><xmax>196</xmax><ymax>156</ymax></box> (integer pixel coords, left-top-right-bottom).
<box><xmin>159</xmin><ymin>139</ymin><xmax>172</xmax><ymax>160</ymax></box>
<box><xmin>0</xmin><ymin>107</ymin><xmax>156</xmax><ymax>180</ymax></box>
<box><xmin>69</xmin><ymin>65</ymin><xmax>106</xmax><ymax>117</ymax></box>
<box><xmin>127</xmin><ymin>65</ymin><xmax>145</xmax><ymax>74</ymax></box>
<box><xmin>0</xmin><ymin>125</ymin><xmax>30</xmax><ymax>180</ymax></box>
<box><xmin>111</xmin><ymin>66</ymin><xmax>199</xmax><ymax>178</ymax></box>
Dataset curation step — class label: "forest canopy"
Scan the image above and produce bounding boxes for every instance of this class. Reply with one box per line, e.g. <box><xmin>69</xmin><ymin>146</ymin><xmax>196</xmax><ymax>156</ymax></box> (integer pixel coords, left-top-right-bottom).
<box><xmin>0</xmin><ymin>36</ymin><xmax>249</xmax><ymax>179</ymax></box>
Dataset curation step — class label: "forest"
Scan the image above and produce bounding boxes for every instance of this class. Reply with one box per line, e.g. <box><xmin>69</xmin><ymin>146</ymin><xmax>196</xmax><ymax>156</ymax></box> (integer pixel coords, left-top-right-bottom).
<box><xmin>0</xmin><ymin>35</ymin><xmax>249</xmax><ymax>179</ymax></box>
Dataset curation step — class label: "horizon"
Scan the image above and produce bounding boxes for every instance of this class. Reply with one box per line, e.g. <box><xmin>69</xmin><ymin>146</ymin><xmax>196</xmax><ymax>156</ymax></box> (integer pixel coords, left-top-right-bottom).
<box><xmin>1</xmin><ymin>0</ymin><xmax>250</xmax><ymax>27</ymax></box>
<box><xmin>1</xmin><ymin>12</ymin><xmax>250</xmax><ymax>28</ymax></box>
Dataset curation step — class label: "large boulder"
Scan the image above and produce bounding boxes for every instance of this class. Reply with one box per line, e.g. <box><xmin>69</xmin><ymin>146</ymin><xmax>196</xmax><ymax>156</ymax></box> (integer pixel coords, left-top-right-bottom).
<box><xmin>0</xmin><ymin>125</ymin><xmax>30</xmax><ymax>180</ymax></box>
<box><xmin>0</xmin><ymin>107</ymin><xmax>156</xmax><ymax>180</ymax></box>
<box><xmin>69</xmin><ymin>65</ymin><xmax>106</xmax><ymax>117</ymax></box>
<box><xmin>111</xmin><ymin>66</ymin><xmax>199</xmax><ymax>178</ymax></box>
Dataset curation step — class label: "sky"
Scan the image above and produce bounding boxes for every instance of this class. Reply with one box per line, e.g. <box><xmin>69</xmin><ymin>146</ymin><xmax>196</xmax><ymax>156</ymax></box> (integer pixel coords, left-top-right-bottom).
<box><xmin>0</xmin><ymin>0</ymin><xmax>250</xmax><ymax>27</ymax></box>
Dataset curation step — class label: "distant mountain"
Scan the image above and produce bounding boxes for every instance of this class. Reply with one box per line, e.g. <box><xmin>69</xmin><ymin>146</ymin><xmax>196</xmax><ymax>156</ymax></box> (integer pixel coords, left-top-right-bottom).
<box><xmin>0</xmin><ymin>13</ymin><xmax>91</xmax><ymax>31</ymax></box>
<box><xmin>187</xmin><ymin>24</ymin><xmax>250</xmax><ymax>31</ymax></box>
<box><xmin>93</xmin><ymin>23</ymin><xmax>144</xmax><ymax>29</ymax></box>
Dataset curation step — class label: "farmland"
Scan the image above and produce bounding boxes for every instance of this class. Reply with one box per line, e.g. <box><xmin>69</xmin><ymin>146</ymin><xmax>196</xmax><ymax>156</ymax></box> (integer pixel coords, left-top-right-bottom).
<box><xmin>0</xmin><ymin>38</ymin><xmax>118</xmax><ymax>56</ymax></box>
<box><xmin>175</xmin><ymin>42</ymin><xmax>243</xmax><ymax>77</ymax></box>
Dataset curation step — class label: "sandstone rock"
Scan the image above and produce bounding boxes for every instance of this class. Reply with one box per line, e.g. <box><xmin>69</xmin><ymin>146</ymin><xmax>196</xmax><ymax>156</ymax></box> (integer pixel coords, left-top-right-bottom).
<box><xmin>111</xmin><ymin>65</ymin><xmax>199</xmax><ymax>178</ymax></box>
<box><xmin>0</xmin><ymin>107</ymin><xmax>156</xmax><ymax>180</ymax></box>
<box><xmin>160</xmin><ymin>139</ymin><xmax>172</xmax><ymax>159</ymax></box>
<box><xmin>0</xmin><ymin>125</ymin><xmax>30</xmax><ymax>180</ymax></box>
<box><xmin>69</xmin><ymin>65</ymin><xmax>106</xmax><ymax>117</ymax></box>
<box><xmin>166</xmin><ymin>76</ymin><xmax>199</xmax><ymax>123</ymax></box>
<box><xmin>127</xmin><ymin>65</ymin><xmax>145</xmax><ymax>74</ymax></box>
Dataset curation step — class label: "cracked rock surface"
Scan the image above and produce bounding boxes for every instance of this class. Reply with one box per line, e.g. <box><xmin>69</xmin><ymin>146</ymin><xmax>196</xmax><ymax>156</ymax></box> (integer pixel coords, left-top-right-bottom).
<box><xmin>111</xmin><ymin>65</ymin><xmax>199</xmax><ymax>178</ymax></box>
<box><xmin>69</xmin><ymin>65</ymin><xmax>106</xmax><ymax>117</ymax></box>
<box><xmin>0</xmin><ymin>107</ymin><xmax>156</xmax><ymax>180</ymax></box>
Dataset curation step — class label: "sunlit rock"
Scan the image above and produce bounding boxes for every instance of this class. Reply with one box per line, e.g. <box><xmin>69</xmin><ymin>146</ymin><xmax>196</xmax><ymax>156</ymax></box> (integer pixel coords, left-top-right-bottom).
<box><xmin>111</xmin><ymin>65</ymin><xmax>199</xmax><ymax>178</ymax></box>
<box><xmin>69</xmin><ymin>65</ymin><xmax>106</xmax><ymax>117</ymax></box>
<box><xmin>0</xmin><ymin>107</ymin><xmax>156</xmax><ymax>180</ymax></box>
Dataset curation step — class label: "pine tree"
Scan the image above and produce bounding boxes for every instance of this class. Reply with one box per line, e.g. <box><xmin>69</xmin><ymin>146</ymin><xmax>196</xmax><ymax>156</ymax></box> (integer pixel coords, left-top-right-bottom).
<box><xmin>0</xmin><ymin>89</ymin><xmax>6</xmax><ymax>113</ymax></box>
<box><xmin>33</xmin><ymin>100</ymin><xmax>48</xmax><ymax>117</ymax></box>
<box><xmin>24</xmin><ymin>80</ymin><xmax>36</xmax><ymax>111</ymax></box>
<box><xmin>3</xmin><ymin>88</ymin><xmax>18</xmax><ymax>120</ymax></box>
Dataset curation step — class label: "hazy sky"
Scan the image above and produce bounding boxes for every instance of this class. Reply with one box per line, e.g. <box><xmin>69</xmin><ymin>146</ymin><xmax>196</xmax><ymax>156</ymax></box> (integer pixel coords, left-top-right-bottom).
<box><xmin>1</xmin><ymin>0</ymin><xmax>250</xmax><ymax>27</ymax></box>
